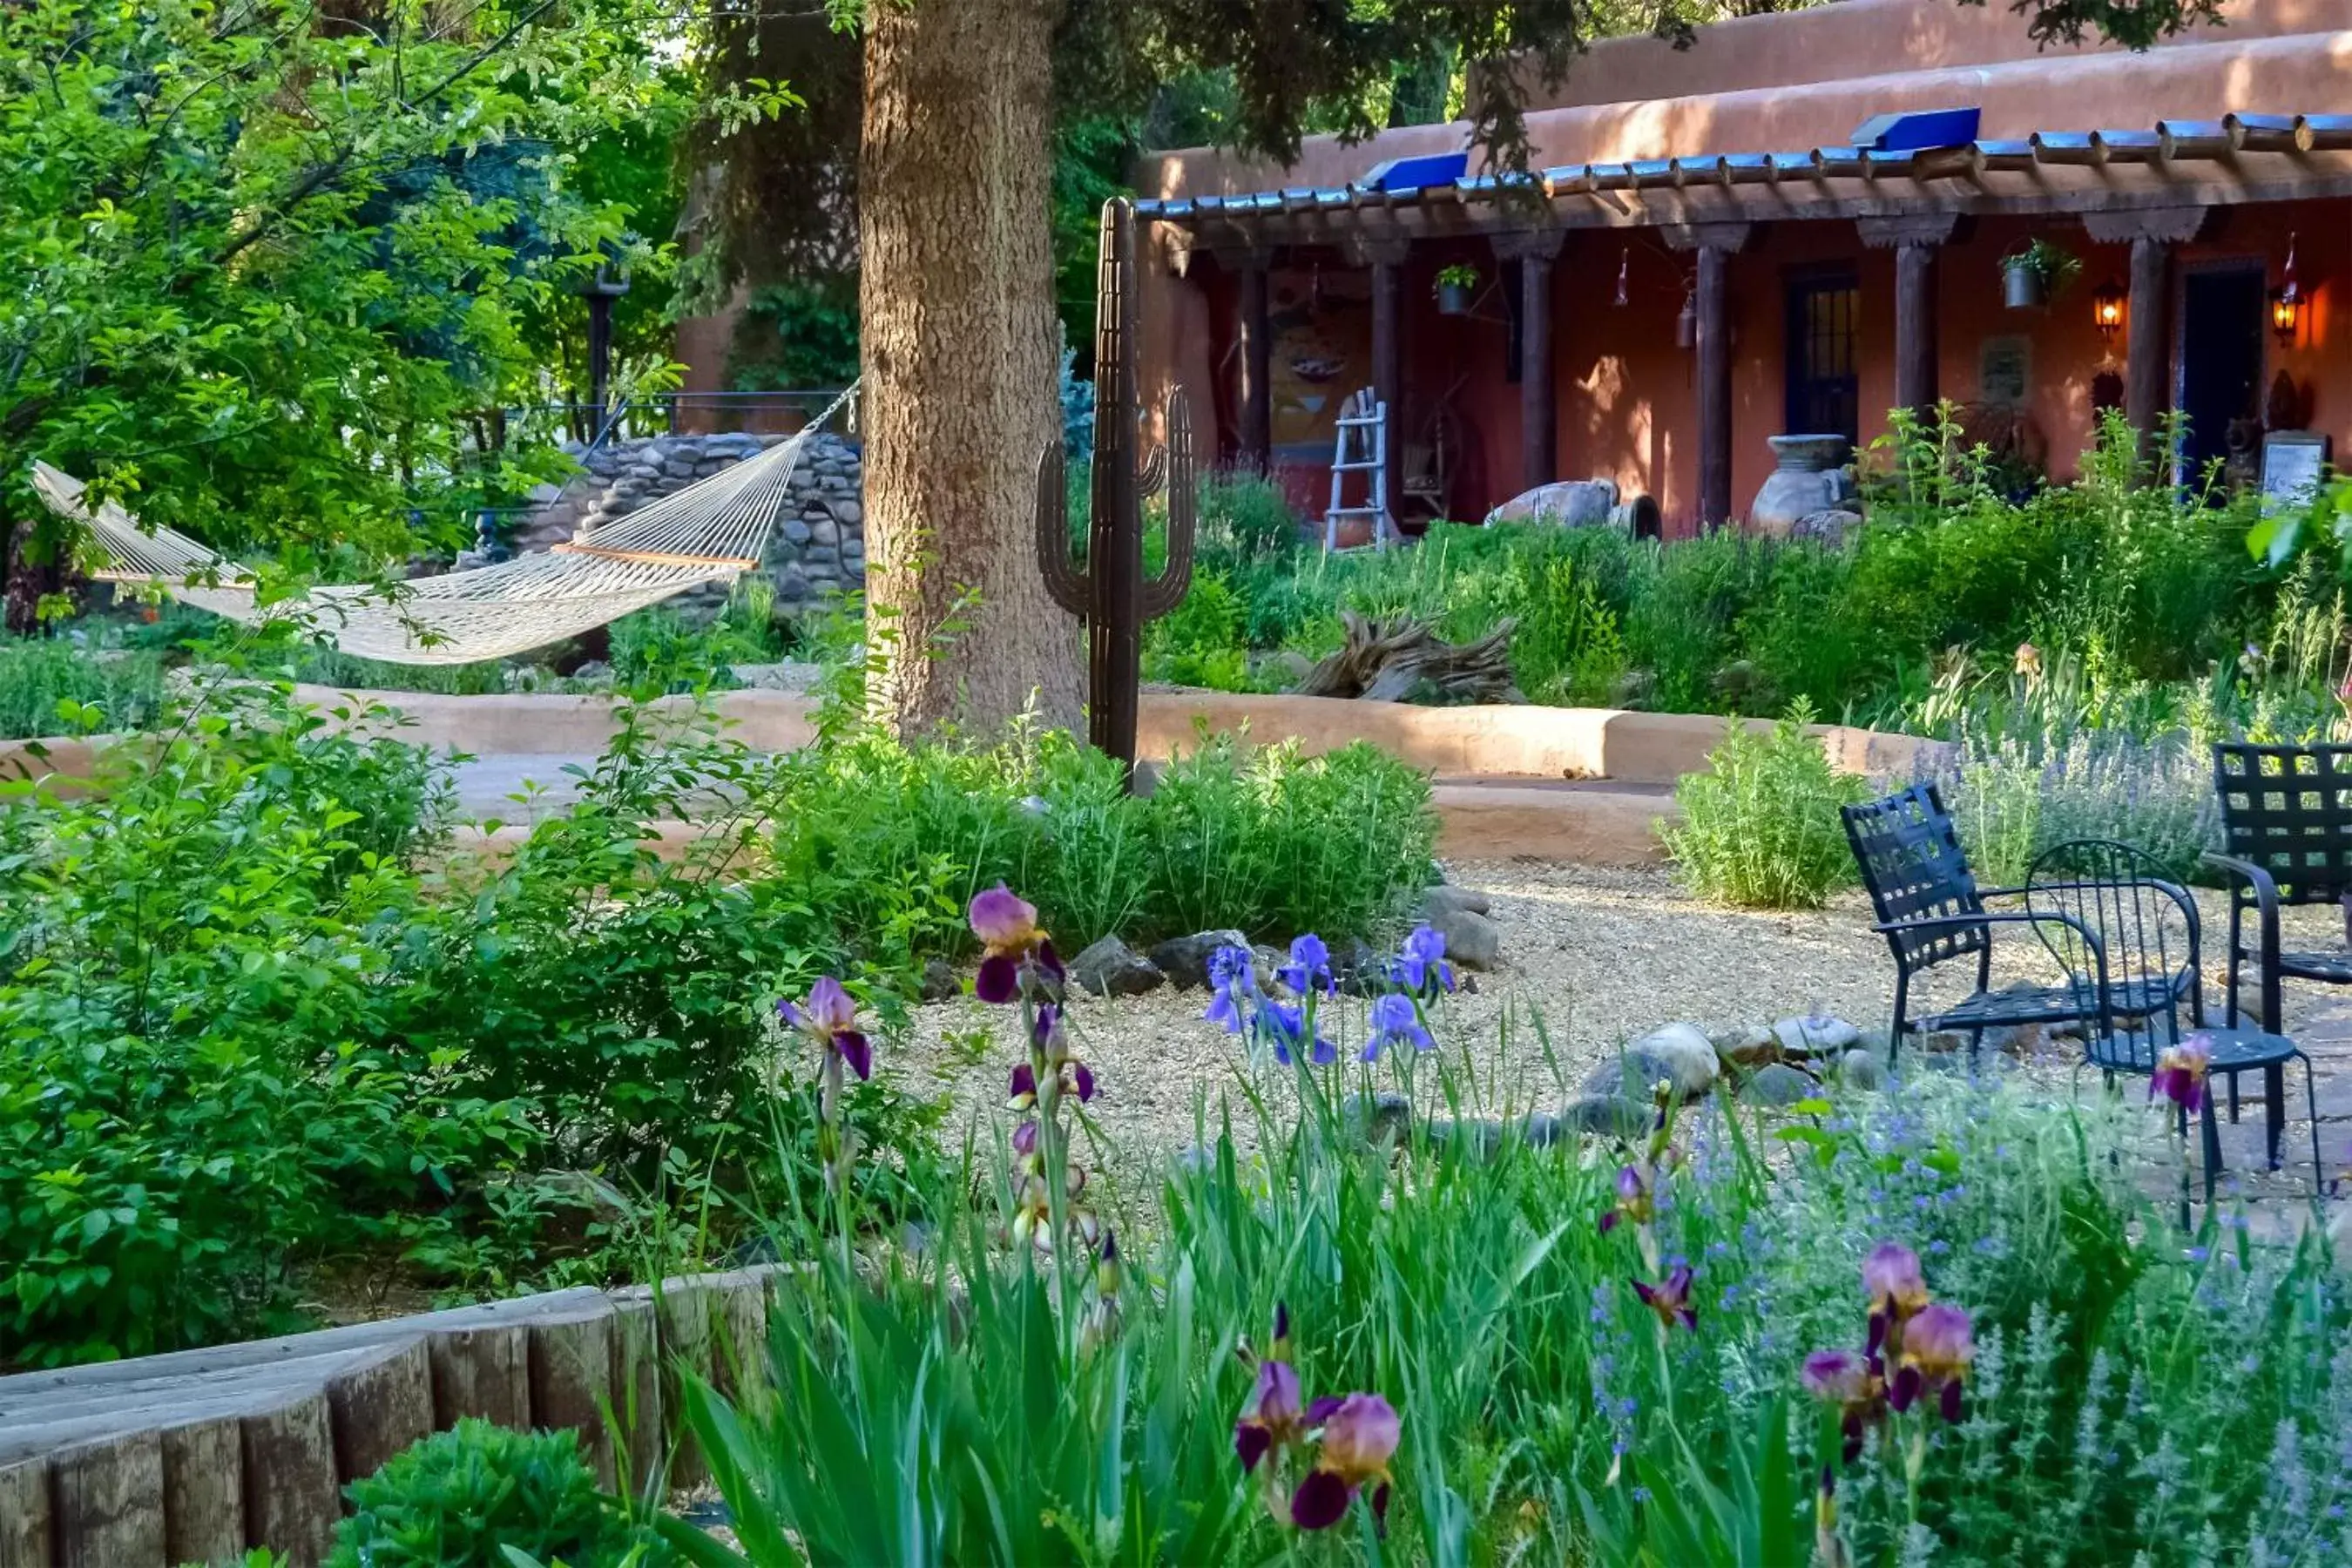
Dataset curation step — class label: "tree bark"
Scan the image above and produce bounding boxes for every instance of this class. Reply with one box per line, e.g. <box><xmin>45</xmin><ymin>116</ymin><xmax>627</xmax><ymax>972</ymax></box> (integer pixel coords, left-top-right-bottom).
<box><xmin>859</xmin><ymin>0</ymin><xmax>1078</xmax><ymax>736</ymax></box>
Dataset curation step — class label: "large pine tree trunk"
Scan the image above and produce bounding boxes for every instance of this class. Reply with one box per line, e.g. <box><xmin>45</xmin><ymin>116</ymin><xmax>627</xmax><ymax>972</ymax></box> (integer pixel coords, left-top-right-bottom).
<box><xmin>859</xmin><ymin>0</ymin><xmax>1078</xmax><ymax>737</ymax></box>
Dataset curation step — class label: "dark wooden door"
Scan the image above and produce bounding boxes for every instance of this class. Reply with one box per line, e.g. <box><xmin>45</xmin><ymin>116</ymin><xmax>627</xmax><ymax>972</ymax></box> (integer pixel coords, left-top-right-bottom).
<box><xmin>1785</xmin><ymin>272</ymin><xmax>1861</xmax><ymax>443</ymax></box>
<box><xmin>2179</xmin><ymin>264</ymin><xmax>2266</xmax><ymax>486</ymax></box>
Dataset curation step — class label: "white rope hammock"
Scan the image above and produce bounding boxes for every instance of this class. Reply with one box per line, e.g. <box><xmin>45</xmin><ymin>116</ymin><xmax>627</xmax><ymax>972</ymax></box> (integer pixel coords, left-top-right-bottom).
<box><xmin>28</xmin><ymin>384</ymin><xmax>859</xmax><ymax>666</ymax></box>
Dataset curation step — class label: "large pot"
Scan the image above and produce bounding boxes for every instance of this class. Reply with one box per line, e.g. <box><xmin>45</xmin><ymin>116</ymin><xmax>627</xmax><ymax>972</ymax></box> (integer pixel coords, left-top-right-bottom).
<box><xmin>1436</xmin><ymin>281</ymin><xmax>1475</xmax><ymax>316</ymax></box>
<box><xmin>1749</xmin><ymin>435</ymin><xmax>1859</xmax><ymax>539</ymax></box>
<box><xmin>2002</xmin><ymin>259</ymin><xmax>2046</xmax><ymax>310</ymax></box>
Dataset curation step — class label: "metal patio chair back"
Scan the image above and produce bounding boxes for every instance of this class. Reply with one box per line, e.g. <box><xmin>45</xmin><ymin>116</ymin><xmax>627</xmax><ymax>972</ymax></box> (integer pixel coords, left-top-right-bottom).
<box><xmin>1842</xmin><ymin>782</ymin><xmax>2110</xmax><ymax>1062</ymax></box>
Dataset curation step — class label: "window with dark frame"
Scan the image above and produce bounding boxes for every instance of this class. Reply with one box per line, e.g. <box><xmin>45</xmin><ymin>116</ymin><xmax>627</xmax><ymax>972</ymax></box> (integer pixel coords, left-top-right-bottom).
<box><xmin>1785</xmin><ymin>270</ymin><xmax>1861</xmax><ymax>443</ymax></box>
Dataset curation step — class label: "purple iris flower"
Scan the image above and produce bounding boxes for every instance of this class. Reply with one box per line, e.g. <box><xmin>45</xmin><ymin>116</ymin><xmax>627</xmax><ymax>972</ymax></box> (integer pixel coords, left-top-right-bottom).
<box><xmin>1290</xmin><ymin>1393</ymin><xmax>1400</xmax><ymax>1532</ymax></box>
<box><xmin>1389</xmin><ymin>924</ymin><xmax>1456</xmax><ymax>996</ymax></box>
<box><xmin>1279</xmin><ymin>934</ymin><xmax>1335</xmax><ymax>997</ymax></box>
<box><xmin>1363</xmin><ymin>992</ymin><xmax>1434</xmax><ymax>1061</ymax></box>
<box><xmin>1262</xmin><ymin>1000</ymin><xmax>1335</xmax><ymax>1066</ymax></box>
<box><xmin>1889</xmin><ymin>1302</ymin><xmax>1974</xmax><ymax>1423</ymax></box>
<box><xmin>779</xmin><ymin>977</ymin><xmax>874</xmax><ymax>1081</ymax></box>
<box><xmin>1206</xmin><ymin>943</ymin><xmax>1256</xmax><ymax>1034</ymax></box>
<box><xmin>968</xmin><ymin>884</ymin><xmax>1063</xmax><ymax>1004</ymax></box>
<box><xmin>1632</xmin><ymin>1265</ymin><xmax>1698</xmax><ymax>1332</ymax></box>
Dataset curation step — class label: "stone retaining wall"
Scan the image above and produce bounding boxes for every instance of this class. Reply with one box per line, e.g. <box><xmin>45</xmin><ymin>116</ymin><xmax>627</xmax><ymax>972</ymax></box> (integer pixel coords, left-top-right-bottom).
<box><xmin>510</xmin><ymin>432</ymin><xmax>866</xmax><ymax>615</ymax></box>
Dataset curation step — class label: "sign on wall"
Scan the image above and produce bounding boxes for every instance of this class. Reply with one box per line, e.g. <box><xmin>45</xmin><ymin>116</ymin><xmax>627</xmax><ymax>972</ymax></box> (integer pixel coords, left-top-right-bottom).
<box><xmin>2261</xmin><ymin>431</ymin><xmax>2332</xmax><ymax>507</ymax></box>
<box><xmin>1977</xmin><ymin>336</ymin><xmax>2031</xmax><ymax>409</ymax></box>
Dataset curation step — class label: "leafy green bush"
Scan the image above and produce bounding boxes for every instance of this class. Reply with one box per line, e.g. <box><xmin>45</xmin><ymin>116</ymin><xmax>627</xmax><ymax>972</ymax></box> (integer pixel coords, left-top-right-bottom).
<box><xmin>329</xmin><ymin>1420</ymin><xmax>660</xmax><ymax>1568</ymax></box>
<box><xmin>1141</xmin><ymin>568</ymin><xmax>1256</xmax><ymax>691</ymax></box>
<box><xmin>1140</xmin><ymin>733</ymin><xmax>1436</xmax><ymax>942</ymax></box>
<box><xmin>766</xmin><ymin>723</ymin><xmax>1437</xmax><ymax>956</ymax></box>
<box><xmin>1662</xmin><ymin>703</ymin><xmax>1868</xmax><ymax>908</ymax></box>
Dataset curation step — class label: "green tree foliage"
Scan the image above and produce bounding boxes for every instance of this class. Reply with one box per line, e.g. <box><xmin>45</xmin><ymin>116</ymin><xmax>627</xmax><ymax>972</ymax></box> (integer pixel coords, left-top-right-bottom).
<box><xmin>0</xmin><ymin>0</ymin><xmax>688</xmax><ymax>587</ymax></box>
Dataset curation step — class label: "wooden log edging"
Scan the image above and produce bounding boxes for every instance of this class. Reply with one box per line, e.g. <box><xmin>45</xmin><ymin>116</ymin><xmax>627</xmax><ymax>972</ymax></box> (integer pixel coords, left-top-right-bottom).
<box><xmin>0</xmin><ymin>1267</ymin><xmax>787</xmax><ymax>1568</ymax></box>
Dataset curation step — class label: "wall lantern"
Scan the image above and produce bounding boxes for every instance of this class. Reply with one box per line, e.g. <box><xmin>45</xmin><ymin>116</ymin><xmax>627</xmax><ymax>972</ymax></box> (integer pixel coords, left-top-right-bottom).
<box><xmin>2271</xmin><ymin>233</ymin><xmax>2302</xmax><ymax>345</ymax></box>
<box><xmin>2092</xmin><ymin>280</ymin><xmax>2126</xmax><ymax>344</ymax></box>
<box><xmin>1675</xmin><ymin>286</ymin><xmax>1698</xmax><ymax>349</ymax></box>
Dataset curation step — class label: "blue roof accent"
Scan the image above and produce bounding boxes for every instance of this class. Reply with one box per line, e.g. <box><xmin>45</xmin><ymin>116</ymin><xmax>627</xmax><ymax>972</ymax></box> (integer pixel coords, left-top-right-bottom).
<box><xmin>1851</xmin><ymin>107</ymin><xmax>1982</xmax><ymax>152</ymax></box>
<box><xmin>1360</xmin><ymin>152</ymin><xmax>1470</xmax><ymax>192</ymax></box>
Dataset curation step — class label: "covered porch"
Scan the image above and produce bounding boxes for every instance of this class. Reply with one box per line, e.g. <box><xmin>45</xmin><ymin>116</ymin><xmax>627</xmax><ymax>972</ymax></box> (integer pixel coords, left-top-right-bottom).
<box><xmin>1140</xmin><ymin>106</ymin><xmax>2352</xmax><ymax>537</ymax></box>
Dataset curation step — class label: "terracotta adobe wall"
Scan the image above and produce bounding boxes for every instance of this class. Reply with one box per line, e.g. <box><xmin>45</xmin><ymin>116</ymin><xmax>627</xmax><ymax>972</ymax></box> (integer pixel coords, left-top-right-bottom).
<box><xmin>1511</xmin><ymin>0</ymin><xmax>2352</xmax><ymax>112</ymax></box>
<box><xmin>1141</xmin><ymin>0</ymin><xmax>2352</xmax><ymax>198</ymax></box>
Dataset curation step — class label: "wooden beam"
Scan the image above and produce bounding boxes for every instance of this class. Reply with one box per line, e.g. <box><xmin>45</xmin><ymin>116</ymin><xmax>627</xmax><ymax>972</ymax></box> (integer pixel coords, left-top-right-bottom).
<box><xmin>1696</xmin><ymin>242</ymin><xmax>1734</xmax><ymax>530</ymax></box>
<box><xmin>1371</xmin><ymin>250</ymin><xmax>1404</xmax><ymax>522</ymax></box>
<box><xmin>1855</xmin><ymin>213</ymin><xmax>1963</xmax><ymax>248</ymax></box>
<box><xmin>1492</xmin><ymin>228</ymin><xmax>1566</xmax><ymax>490</ymax></box>
<box><xmin>1236</xmin><ymin>259</ymin><xmax>1272</xmax><ymax>474</ymax></box>
<box><xmin>2082</xmin><ymin>206</ymin><xmax>2210</xmax><ymax>246</ymax></box>
<box><xmin>1894</xmin><ymin>239</ymin><xmax>1939</xmax><ymax>416</ymax></box>
<box><xmin>2126</xmin><ymin>233</ymin><xmax>2173</xmax><ymax>476</ymax></box>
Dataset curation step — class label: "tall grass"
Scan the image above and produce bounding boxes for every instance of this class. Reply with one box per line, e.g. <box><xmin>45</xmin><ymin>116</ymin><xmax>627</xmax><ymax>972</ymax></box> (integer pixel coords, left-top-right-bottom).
<box><xmin>0</xmin><ymin>636</ymin><xmax>169</xmax><ymax>737</ymax></box>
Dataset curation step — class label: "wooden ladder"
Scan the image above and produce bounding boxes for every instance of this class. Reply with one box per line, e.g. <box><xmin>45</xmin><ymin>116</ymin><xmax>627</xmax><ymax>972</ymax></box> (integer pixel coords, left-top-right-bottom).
<box><xmin>1323</xmin><ymin>388</ymin><xmax>1398</xmax><ymax>551</ymax></box>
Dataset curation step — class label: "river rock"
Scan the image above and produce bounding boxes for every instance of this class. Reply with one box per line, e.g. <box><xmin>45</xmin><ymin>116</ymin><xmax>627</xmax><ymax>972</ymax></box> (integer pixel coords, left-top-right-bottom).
<box><xmin>1624</xmin><ymin>1024</ymin><xmax>1720</xmax><ymax>1098</ymax></box>
<box><xmin>1774</xmin><ymin>1014</ymin><xmax>1862</xmax><ymax>1058</ymax></box>
<box><xmin>920</xmin><ymin>956</ymin><xmax>959</xmax><ymax>1004</ymax></box>
<box><xmin>1148</xmin><ymin>929</ymin><xmax>1251</xmax><ymax>991</ymax></box>
<box><xmin>1484</xmin><ymin>478</ymin><xmax>1619</xmax><ymax>528</ymax></box>
<box><xmin>1070</xmin><ymin>936</ymin><xmax>1164</xmax><ymax>997</ymax></box>
<box><xmin>1835</xmin><ymin>1049</ymin><xmax>1889</xmax><ymax>1092</ymax></box>
<box><xmin>1421</xmin><ymin>884</ymin><xmax>1492</xmax><ymax>919</ymax></box>
<box><xmin>1423</xmin><ymin>904</ymin><xmax>1502</xmax><ymax>970</ymax></box>
<box><xmin>1558</xmin><ymin>1093</ymin><xmax>1652</xmax><ymax>1139</ymax></box>
<box><xmin>1739</xmin><ymin>1062</ymin><xmax>1821</xmax><ymax>1107</ymax></box>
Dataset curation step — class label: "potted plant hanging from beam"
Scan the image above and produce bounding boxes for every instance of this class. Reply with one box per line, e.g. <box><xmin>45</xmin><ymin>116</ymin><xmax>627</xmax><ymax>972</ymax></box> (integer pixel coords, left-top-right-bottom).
<box><xmin>1435</xmin><ymin>265</ymin><xmax>1480</xmax><ymax>316</ymax></box>
<box><xmin>2001</xmin><ymin>239</ymin><xmax>2081</xmax><ymax>310</ymax></box>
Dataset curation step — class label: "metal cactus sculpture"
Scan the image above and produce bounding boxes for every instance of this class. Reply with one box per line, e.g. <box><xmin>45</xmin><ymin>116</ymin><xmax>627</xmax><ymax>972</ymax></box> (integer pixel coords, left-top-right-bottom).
<box><xmin>1037</xmin><ymin>197</ymin><xmax>1196</xmax><ymax>777</ymax></box>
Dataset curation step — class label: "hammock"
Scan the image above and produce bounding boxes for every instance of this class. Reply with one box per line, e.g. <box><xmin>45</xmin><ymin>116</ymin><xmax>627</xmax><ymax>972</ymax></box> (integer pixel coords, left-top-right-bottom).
<box><xmin>27</xmin><ymin>384</ymin><xmax>858</xmax><ymax>666</ymax></box>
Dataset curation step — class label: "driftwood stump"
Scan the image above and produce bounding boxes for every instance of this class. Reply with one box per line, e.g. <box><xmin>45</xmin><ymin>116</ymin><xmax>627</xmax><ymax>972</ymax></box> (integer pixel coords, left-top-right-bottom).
<box><xmin>1296</xmin><ymin>612</ymin><xmax>1521</xmax><ymax>705</ymax></box>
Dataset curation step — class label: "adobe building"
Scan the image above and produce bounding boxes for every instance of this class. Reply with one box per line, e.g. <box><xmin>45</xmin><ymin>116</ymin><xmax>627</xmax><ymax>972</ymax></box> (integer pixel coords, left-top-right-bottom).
<box><xmin>1134</xmin><ymin>0</ymin><xmax>2352</xmax><ymax>537</ymax></box>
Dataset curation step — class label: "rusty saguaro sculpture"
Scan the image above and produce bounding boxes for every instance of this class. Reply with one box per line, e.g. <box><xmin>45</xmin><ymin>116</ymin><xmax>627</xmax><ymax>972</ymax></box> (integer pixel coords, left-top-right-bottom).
<box><xmin>1037</xmin><ymin>198</ymin><xmax>1197</xmax><ymax>777</ymax></box>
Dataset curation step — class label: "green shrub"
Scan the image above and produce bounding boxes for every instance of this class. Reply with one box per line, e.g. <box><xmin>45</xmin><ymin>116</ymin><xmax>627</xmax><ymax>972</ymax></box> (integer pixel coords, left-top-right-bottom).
<box><xmin>1140</xmin><ymin>733</ymin><xmax>1436</xmax><ymax>943</ymax></box>
<box><xmin>329</xmin><ymin>1420</ymin><xmax>659</xmax><ymax>1568</ymax></box>
<box><xmin>1662</xmin><ymin>702</ymin><xmax>1868</xmax><ymax>908</ymax></box>
<box><xmin>1142</xmin><ymin>569</ymin><xmax>1256</xmax><ymax>691</ymax></box>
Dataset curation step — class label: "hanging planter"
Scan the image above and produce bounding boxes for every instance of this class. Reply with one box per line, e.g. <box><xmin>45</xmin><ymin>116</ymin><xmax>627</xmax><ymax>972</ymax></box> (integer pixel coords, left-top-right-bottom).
<box><xmin>2001</xmin><ymin>239</ymin><xmax>2080</xmax><ymax>311</ymax></box>
<box><xmin>1434</xmin><ymin>264</ymin><xmax>1480</xmax><ymax>316</ymax></box>
<box><xmin>2001</xmin><ymin>257</ymin><xmax>2046</xmax><ymax>309</ymax></box>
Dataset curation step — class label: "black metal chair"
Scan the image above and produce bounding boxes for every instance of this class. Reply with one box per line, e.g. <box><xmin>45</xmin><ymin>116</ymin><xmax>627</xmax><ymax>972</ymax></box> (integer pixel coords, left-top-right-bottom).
<box><xmin>2031</xmin><ymin>836</ymin><xmax>2322</xmax><ymax>1196</ymax></box>
<box><xmin>2209</xmin><ymin>743</ymin><xmax>2352</xmax><ymax>1036</ymax></box>
<box><xmin>1842</xmin><ymin>783</ymin><xmax>2112</xmax><ymax>1064</ymax></box>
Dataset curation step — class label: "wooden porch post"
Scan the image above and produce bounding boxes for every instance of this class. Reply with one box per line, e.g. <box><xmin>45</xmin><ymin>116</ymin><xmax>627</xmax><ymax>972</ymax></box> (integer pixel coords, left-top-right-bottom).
<box><xmin>2085</xmin><ymin>208</ymin><xmax>2207</xmax><ymax>480</ymax></box>
<box><xmin>1860</xmin><ymin>214</ymin><xmax>1962</xmax><ymax>421</ymax></box>
<box><xmin>1351</xmin><ymin>235</ymin><xmax>1412</xmax><ymax>521</ymax></box>
<box><xmin>2124</xmin><ymin>236</ymin><xmax>2173</xmax><ymax>470</ymax></box>
<box><xmin>1666</xmin><ymin>223</ymin><xmax>1751</xmax><ymax>531</ymax></box>
<box><xmin>1494</xmin><ymin>227</ymin><xmax>1566</xmax><ymax>490</ymax></box>
<box><xmin>1234</xmin><ymin>253</ymin><xmax>1273</xmax><ymax>475</ymax></box>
